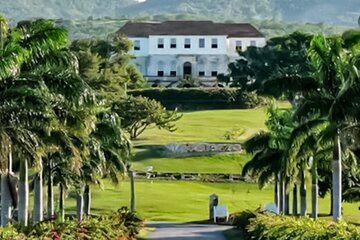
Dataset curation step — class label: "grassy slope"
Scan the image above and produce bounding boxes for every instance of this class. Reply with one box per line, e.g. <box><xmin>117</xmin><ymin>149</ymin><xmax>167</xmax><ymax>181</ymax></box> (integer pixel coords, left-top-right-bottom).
<box><xmin>134</xmin><ymin>108</ymin><xmax>267</xmax><ymax>145</ymax></box>
<box><xmin>132</xmin><ymin>152</ymin><xmax>249</xmax><ymax>173</ymax></box>
<box><xmin>55</xmin><ymin>106</ymin><xmax>360</xmax><ymax>224</ymax></box>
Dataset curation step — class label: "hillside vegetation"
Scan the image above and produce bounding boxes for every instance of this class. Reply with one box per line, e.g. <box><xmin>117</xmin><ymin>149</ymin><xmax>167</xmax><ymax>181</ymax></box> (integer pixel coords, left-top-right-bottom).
<box><xmin>2</xmin><ymin>0</ymin><xmax>358</xmax><ymax>40</ymax></box>
<box><xmin>2</xmin><ymin>0</ymin><xmax>359</xmax><ymax>26</ymax></box>
<box><xmin>57</xmin><ymin>17</ymin><xmax>348</xmax><ymax>40</ymax></box>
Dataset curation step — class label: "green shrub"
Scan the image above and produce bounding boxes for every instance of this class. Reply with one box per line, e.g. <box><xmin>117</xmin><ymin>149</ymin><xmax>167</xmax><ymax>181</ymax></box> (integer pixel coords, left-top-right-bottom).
<box><xmin>0</xmin><ymin>225</ymin><xmax>27</xmax><ymax>240</ymax></box>
<box><xmin>128</xmin><ymin>88</ymin><xmax>265</xmax><ymax>110</ymax></box>
<box><xmin>231</xmin><ymin>210</ymin><xmax>258</xmax><ymax>232</ymax></box>
<box><xmin>246</xmin><ymin>213</ymin><xmax>360</xmax><ymax>240</ymax></box>
<box><xmin>6</xmin><ymin>207</ymin><xmax>143</xmax><ymax>240</ymax></box>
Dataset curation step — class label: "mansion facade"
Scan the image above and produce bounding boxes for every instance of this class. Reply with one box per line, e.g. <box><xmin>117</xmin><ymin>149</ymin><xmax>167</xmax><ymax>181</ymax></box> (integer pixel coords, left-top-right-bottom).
<box><xmin>118</xmin><ymin>21</ymin><xmax>266</xmax><ymax>86</ymax></box>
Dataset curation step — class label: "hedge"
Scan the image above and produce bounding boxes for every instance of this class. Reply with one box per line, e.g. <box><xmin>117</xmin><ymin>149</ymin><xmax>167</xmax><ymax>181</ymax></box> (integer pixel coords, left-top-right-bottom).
<box><xmin>128</xmin><ymin>88</ymin><xmax>265</xmax><ymax>110</ymax></box>
<box><xmin>0</xmin><ymin>207</ymin><xmax>143</xmax><ymax>240</ymax></box>
<box><xmin>232</xmin><ymin>211</ymin><xmax>360</xmax><ymax>240</ymax></box>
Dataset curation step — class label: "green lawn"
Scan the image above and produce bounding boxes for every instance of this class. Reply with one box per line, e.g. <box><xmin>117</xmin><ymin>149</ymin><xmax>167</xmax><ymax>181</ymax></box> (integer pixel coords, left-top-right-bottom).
<box><xmin>133</xmin><ymin>108</ymin><xmax>267</xmax><ymax>145</ymax></box>
<box><xmin>64</xmin><ymin>180</ymin><xmax>273</xmax><ymax>222</ymax></box>
<box><xmin>132</xmin><ymin>152</ymin><xmax>249</xmax><ymax>173</ymax></box>
<box><xmin>62</xmin><ymin>180</ymin><xmax>360</xmax><ymax>224</ymax></box>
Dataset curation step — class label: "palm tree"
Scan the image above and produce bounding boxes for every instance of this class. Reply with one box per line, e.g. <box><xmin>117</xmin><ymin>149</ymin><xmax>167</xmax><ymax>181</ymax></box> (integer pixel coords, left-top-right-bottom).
<box><xmin>262</xmin><ymin>31</ymin><xmax>360</xmax><ymax>221</ymax></box>
<box><xmin>0</xmin><ymin>18</ymin><xmax>76</xmax><ymax>225</ymax></box>
<box><xmin>243</xmin><ymin>105</ymin><xmax>294</xmax><ymax>214</ymax></box>
<box><xmin>79</xmin><ymin>110</ymin><xmax>130</xmax><ymax>218</ymax></box>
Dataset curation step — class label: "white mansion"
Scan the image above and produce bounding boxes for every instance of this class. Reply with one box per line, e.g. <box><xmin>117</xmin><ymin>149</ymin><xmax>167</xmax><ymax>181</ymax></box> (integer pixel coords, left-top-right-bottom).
<box><xmin>118</xmin><ymin>21</ymin><xmax>266</xmax><ymax>86</ymax></box>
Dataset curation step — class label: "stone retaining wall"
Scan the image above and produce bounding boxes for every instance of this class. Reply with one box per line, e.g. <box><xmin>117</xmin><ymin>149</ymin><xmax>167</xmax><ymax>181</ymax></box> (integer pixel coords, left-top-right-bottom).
<box><xmin>134</xmin><ymin>171</ymin><xmax>248</xmax><ymax>182</ymax></box>
<box><xmin>163</xmin><ymin>142</ymin><xmax>242</xmax><ymax>156</ymax></box>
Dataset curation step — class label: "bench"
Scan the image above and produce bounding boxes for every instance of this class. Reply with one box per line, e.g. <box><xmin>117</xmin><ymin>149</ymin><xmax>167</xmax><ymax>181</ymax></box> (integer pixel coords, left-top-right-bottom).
<box><xmin>213</xmin><ymin>205</ymin><xmax>229</xmax><ymax>223</ymax></box>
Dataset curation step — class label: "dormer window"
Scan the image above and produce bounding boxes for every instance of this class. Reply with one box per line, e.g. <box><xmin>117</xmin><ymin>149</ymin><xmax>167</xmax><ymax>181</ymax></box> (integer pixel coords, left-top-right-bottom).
<box><xmin>134</xmin><ymin>40</ymin><xmax>140</xmax><ymax>51</ymax></box>
<box><xmin>211</xmin><ymin>38</ymin><xmax>218</xmax><ymax>48</ymax></box>
<box><xmin>170</xmin><ymin>38</ymin><xmax>177</xmax><ymax>48</ymax></box>
<box><xmin>158</xmin><ymin>38</ymin><xmax>164</xmax><ymax>48</ymax></box>
<box><xmin>184</xmin><ymin>38</ymin><xmax>191</xmax><ymax>48</ymax></box>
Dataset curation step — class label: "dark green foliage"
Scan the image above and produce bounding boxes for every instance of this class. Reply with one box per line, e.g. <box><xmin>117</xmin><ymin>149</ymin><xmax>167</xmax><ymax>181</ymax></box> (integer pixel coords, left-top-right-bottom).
<box><xmin>222</xmin><ymin>32</ymin><xmax>313</xmax><ymax>99</ymax></box>
<box><xmin>128</xmin><ymin>88</ymin><xmax>265</xmax><ymax>110</ymax></box>
<box><xmin>112</xmin><ymin>96</ymin><xmax>182</xmax><ymax>139</ymax></box>
<box><xmin>246</xmin><ymin>213</ymin><xmax>360</xmax><ymax>240</ymax></box>
<box><xmin>231</xmin><ymin>210</ymin><xmax>259</xmax><ymax>232</ymax></box>
<box><xmin>242</xmin><ymin>105</ymin><xmax>294</xmax><ymax>188</ymax></box>
<box><xmin>70</xmin><ymin>37</ymin><xmax>145</xmax><ymax>101</ymax></box>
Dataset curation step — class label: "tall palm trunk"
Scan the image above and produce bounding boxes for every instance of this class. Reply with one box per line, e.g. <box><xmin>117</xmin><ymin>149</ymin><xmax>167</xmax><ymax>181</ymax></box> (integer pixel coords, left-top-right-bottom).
<box><xmin>18</xmin><ymin>159</ymin><xmax>29</xmax><ymax>225</ymax></box>
<box><xmin>47</xmin><ymin>159</ymin><xmax>54</xmax><ymax>219</ymax></box>
<box><xmin>330</xmin><ymin>188</ymin><xmax>333</xmax><ymax>216</ymax></box>
<box><xmin>292</xmin><ymin>185</ymin><xmax>298</xmax><ymax>216</ymax></box>
<box><xmin>274</xmin><ymin>175</ymin><xmax>280</xmax><ymax>214</ymax></box>
<box><xmin>311</xmin><ymin>158</ymin><xmax>318</xmax><ymax>219</ymax></box>
<box><xmin>332</xmin><ymin>132</ymin><xmax>342</xmax><ymax>221</ymax></box>
<box><xmin>300</xmin><ymin>171</ymin><xmax>307</xmax><ymax>216</ymax></box>
<box><xmin>129</xmin><ymin>170</ymin><xmax>135</xmax><ymax>212</ymax></box>
<box><xmin>280</xmin><ymin>175</ymin><xmax>286</xmax><ymax>214</ymax></box>
<box><xmin>83</xmin><ymin>184</ymin><xmax>91</xmax><ymax>216</ymax></box>
<box><xmin>33</xmin><ymin>161</ymin><xmax>43</xmax><ymax>223</ymax></box>
<box><xmin>59</xmin><ymin>184</ymin><xmax>65</xmax><ymax>222</ymax></box>
<box><xmin>1</xmin><ymin>173</ymin><xmax>12</xmax><ymax>226</ymax></box>
<box><xmin>76</xmin><ymin>189</ymin><xmax>84</xmax><ymax>222</ymax></box>
<box><xmin>284</xmin><ymin>191</ymin><xmax>290</xmax><ymax>215</ymax></box>
<box><xmin>1</xmin><ymin>151</ymin><xmax>13</xmax><ymax>226</ymax></box>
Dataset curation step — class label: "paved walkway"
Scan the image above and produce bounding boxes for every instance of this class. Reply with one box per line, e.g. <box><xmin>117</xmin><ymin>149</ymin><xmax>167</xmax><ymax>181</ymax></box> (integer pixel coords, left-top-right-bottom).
<box><xmin>146</xmin><ymin>222</ymin><xmax>232</xmax><ymax>240</ymax></box>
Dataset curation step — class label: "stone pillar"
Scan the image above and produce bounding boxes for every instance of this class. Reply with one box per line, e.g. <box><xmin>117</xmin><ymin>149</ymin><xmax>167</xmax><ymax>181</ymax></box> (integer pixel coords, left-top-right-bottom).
<box><xmin>209</xmin><ymin>194</ymin><xmax>218</xmax><ymax>220</ymax></box>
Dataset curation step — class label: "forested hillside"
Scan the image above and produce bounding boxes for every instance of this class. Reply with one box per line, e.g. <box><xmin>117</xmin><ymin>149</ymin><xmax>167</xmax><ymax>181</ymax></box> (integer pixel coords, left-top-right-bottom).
<box><xmin>2</xmin><ymin>0</ymin><xmax>359</xmax><ymax>26</ymax></box>
<box><xmin>58</xmin><ymin>17</ymin><xmax>348</xmax><ymax>40</ymax></box>
<box><xmin>1</xmin><ymin>0</ymin><xmax>358</xmax><ymax>40</ymax></box>
<box><xmin>1</xmin><ymin>0</ymin><xmax>134</xmax><ymax>23</ymax></box>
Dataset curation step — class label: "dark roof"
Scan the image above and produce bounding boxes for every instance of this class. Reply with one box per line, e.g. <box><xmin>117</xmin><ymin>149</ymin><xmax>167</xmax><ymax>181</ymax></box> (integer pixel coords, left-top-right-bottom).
<box><xmin>118</xmin><ymin>21</ymin><xmax>264</xmax><ymax>38</ymax></box>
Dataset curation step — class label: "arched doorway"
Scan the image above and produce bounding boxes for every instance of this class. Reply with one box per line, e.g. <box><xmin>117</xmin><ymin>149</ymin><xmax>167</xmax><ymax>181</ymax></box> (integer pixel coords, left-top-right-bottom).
<box><xmin>183</xmin><ymin>62</ymin><xmax>192</xmax><ymax>78</ymax></box>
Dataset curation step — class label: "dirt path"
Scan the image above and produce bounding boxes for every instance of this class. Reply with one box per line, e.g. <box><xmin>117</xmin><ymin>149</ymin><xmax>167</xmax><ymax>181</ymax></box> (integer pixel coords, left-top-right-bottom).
<box><xmin>146</xmin><ymin>222</ymin><xmax>232</xmax><ymax>240</ymax></box>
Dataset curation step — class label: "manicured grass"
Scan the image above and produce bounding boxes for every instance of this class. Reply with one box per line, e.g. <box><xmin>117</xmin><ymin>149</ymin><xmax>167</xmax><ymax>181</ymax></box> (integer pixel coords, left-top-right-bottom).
<box><xmin>133</xmin><ymin>108</ymin><xmax>267</xmax><ymax>145</ymax></box>
<box><xmin>132</xmin><ymin>152</ymin><xmax>249</xmax><ymax>173</ymax></box>
<box><xmin>64</xmin><ymin>180</ymin><xmax>273</xmax><ymax>222</ymax></box>
<box><xmin>62</xmin><ymin>180</ymin><xmax>360</xmax><ymax>224</ymax></box>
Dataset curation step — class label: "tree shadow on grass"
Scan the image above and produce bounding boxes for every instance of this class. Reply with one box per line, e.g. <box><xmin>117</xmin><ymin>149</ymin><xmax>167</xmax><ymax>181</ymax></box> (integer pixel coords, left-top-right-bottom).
<box><xmin>133</xmin><ymin>145</ymin><xmax>167</xmax><ymax>161</ymax></box>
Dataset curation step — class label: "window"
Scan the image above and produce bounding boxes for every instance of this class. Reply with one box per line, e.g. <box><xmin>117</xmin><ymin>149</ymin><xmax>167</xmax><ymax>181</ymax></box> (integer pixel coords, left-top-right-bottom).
<box><xmin>184</xmin><ymin>38</ymin><xmax>191</xmax><ymax>48</ymax></box>
<box><xmin>199</xmin><ymin>38</ymin><xmax>205</xmax><ymax>48</ymax></box>
<box><xmin>211</xmin><ymin>71</ymin><xmax>218</xmax><ymax>77</ymax></box>
<box><xmin>211</xmin><ymin>38</ymin><xmax>218</xmax><ymax>48</ymax></box>
<box><xmin>134</xmin><ymin>40</ymin><xmax>140</xmax><ymax>51</ymax></box>
<box><xmin>197</xmin><ymin>62</ymin><xmax>205</xmax><ymax>77</ymax></box>
<box><xmin>170</xmin><ymin>38</ymin><xmax>177</xmax><ymax>48</ymax></box>
<box><xmin>157</xmin><ymin>38</ymin><xmax>164</xmax><ymax>48</ymax></box>
<box><xmin>158</xmin><ymin>61</ymin><xmax>165</xmax><ymax>77</ymax></box>
<box><xmin>250</xmin><ymin>40</ymin><xmax>256</xmax><ymax>47</ymax></box>
<box><xmin>235</xmin><ymin>40</ymin><xmax>242</xmax><ymax>51</ymax></box>
<box><xmin>170</xmin><ymin>61</ymin><xmax>177</xmax><ymax>76</ymax></box>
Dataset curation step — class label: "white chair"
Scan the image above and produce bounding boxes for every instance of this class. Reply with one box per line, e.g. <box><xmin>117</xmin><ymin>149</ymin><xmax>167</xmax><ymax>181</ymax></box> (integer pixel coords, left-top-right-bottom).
<box><xmin>213</xmin><ymin>205</ymin><xmax>229</xmax><ymax>223</ymax></box>
<box><xmin>145</xmin><ymin>166</ymin><xmax>153</xmax><ymax>172</ymax></box>
<box><xmin>145</xmin><ymin>166</ymin><xmax>153</xmax><ymax>179</ymax></box>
